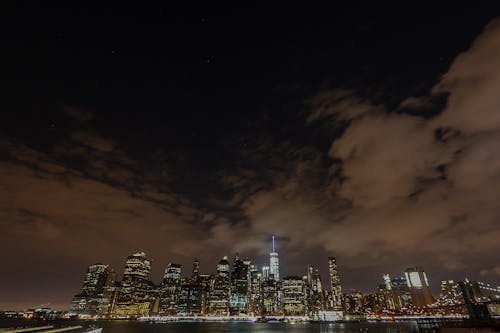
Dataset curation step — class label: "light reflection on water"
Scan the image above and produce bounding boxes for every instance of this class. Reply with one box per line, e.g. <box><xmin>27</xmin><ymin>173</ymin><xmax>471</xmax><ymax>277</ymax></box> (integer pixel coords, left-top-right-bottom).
<box><xmin>0</xmin><ymin>320</ymin><xmax>421</xmax><ymax>333</ymax></box>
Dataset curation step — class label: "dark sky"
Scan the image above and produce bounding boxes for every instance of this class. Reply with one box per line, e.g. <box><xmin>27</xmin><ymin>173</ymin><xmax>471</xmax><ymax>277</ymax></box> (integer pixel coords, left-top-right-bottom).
<box><xmin>2</xmin><ymin>4</ymin><xmax>500</xmax><ymax>310</ymax></box>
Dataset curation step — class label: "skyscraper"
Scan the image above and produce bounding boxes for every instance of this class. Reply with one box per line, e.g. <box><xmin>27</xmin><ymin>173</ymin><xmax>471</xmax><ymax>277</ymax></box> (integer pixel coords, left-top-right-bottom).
<box><xmin>328</xmin><ymin>256</ymin><xmax>343</xmax><ymax>310</ymax></box>
<box><xmin>159</xmin><ymin>263</ymin><xmax>182</xmax><ymax>315</ymax></box>
<box><xmin>120</xmin><ymin>252</ymin><xmax>152</xmax><ymax>302</ymax></box>
<box><xmin>69</xmin><ymin>263</ymin><xmax>116</xmax><ymax>316</ymax></box>
<box><xmin>404</xmin><ymin>266</ymin><xmax>434</xmax><ymax>307</ymax></box>
<box><xmin>229</xmin><ymin>253</ymin><xmax>249</xmax><ymax>315</ymax></box>
<box><xmin>281</xmin><ymin>276</ymin><xmax>307</xmax><ymax>316</ymax></box>
<box><xmin>114</xmin><ymin>252</ymin><xmax>155</xmax><ymax>317</ymax></box>
<box><xmin>208</xmin><ymin>256</ymin><xmax>231</xmax><ymax>316</ymax></box>
<box><xmin>192</xmin><ymin>258</ymin><xmax>200</xmax><ymax>281</ymax></box>
<box><xmin>269</xmin><ymin>235</ymin><xmax>279</xmax><ymax>281</ymax></box>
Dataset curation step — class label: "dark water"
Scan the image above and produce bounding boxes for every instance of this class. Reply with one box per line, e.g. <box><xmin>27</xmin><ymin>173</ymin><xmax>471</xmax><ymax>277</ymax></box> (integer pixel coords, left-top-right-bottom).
<box><xmin>0</xmin><ymin>319</ymin><xmax>421</xmax><ymax>333</ymax></box>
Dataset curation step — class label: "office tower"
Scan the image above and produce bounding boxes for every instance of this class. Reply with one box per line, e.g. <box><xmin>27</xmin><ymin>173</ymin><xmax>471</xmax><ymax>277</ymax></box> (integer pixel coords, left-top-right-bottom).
<box><xmin>383</xmin><ymin>274</ymin><xmax>392</xmax><ymax>290</ymax></box>
<box><xmin>248</xmin><ymin>264</ymin><xmax>262</xmax><ymax>315</ymax></box>
<box><xmin>177</xmin><ymin>277</ymin><xmax>201</xmax><ymax>316</ymax></box>
<box><xmin>328</xmin><ymin>256</ymin><xmax>343</xmax><ymax>310</ymax></box>
<box><xmin>262</xmin><ymin>266</ymin><xmax>270</xmax><ymax>279</ymax></box>
<box><xmin>229</xmin><ymin>254</ymin><xmax>249</xmax><ymax>315</ymax></box>
<box><xmin>440</xmin><ymin>280</ymin><xmax>462</xmax><ymax>305</ymax></box>
<box><xmin>208</xmin><ymin>256</ymin><xmax>231</xmax><ymax>316</ymax></box>
<box><xmin>121</xmin><ymin>252</ymin><xmax>152</xmax><ymax>301</ymax></box>
<box><xmin>159</xmin><ymin>263</ymin><xmax>182</xmax><ymax>315</ymax></box>
<box><xmin>269</xmin><ymin>235</ymin><xmax>279</xmax><ymax>281</ymax></box>
<box><xmin>281</xmin><ymin>276</ymin><xmax>307</xmax><ymax>316</ymax></box>
<box><xmin>69</xmin><ymin>263</ymin><xmax>116</xmax><ymax>316</ymax></box>
<box><xmin>404</xmin><ymin>266</ymin><xmax>434</xmax><ymax>307</ymax></box>
<box><xmin>343</xmin><ymin>289</ymin><xmax>363</xmax><ymax>315</ymax></box>
<box><xmin>197</xmin><ymin>274</ymin><xmax>213</xmax><ymax>315</ymax></box>
<box><xmin>307</xmin><ymin>265</ymin><xmax>325</xmax><ymax>313</ymax></box>
<box><xmin>261</xmin><ymin>277</ymin><xmax>280</xmax><ymax>315</ymax></box>
<box><xmin>192</xmin><ymin>258</ymin><xmax>200</xmax><ymax>281</ymax></box>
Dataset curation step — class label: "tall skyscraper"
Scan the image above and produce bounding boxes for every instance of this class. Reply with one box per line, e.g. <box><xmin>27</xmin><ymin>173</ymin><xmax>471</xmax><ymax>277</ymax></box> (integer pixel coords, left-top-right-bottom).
<box><xmin>69</xmin><ymin>263</ymin><xmax>116</xmax><ymax>316</ymax></box>
<box><xmin>120</xmin><ymin>252</ymin><xmax>152</xmax><ymax>302</ymax></box>
<box><xmin>208</xmin><ymin>256</ymin><xmax>231</xmax><ymax>315</ymax></box>
<box><xmin>404</xmin><ymin>266</ymin><xmax>434</xmax><ymax>307</ymax></box>
<box><xmin>269</xmin><ymin>235</ymin><xmax>279</xmax><ymax>281</ymax></box>
<box><xmin>159</xmin><ymin>263</ymin><xmax>182</xmax><ymax>315</ymax></box>
<box><xmin>229</xmin><ymin>253</ymin><xmax>249</xmax><ymax>314</ymax></box>
<box><xmin>281</xmin><ymin>276</ymin><xmax>307</xmax><ymax>316</ymax></box>
<box><xmin>328</xmin><ymin>256</ymin><xmax>343</xmax><ymax>310</ymax></box>
<box><xmin>192</xmin><ymin>258</ymin><xmax>200</xmax><ymax>281</ymax></box>
<box><xmin>114</xmin><ymin>252</ymin><xmax>155</xmax><ymax>317</ymax></box>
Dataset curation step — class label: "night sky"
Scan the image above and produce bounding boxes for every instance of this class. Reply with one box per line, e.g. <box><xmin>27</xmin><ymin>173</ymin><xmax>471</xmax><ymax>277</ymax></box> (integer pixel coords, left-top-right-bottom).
<box><xmin>2</xmin><ymin>4</ymin><xmax>500</xmax><ymax>310</ymax></box>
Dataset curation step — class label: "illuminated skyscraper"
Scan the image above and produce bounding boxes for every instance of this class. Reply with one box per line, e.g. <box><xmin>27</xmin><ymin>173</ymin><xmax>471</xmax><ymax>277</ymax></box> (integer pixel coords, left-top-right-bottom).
<box><xmin>404</xmin><ymin>266</ymin><xmax>434</xmax><ymax>307</ymax></box>
<box><xmin>229</xmin><ymin>253</ymin><xmax>249</xmax><ymax>314</ymax></box>
<box><xmin>281</xmin><ymin>276</ymin><xmax>307</xmax><ymax>316</ymax></box>
<box><xmin>208</xmin><ymin>256</ymin><xmax>231</xmax><ymax>315</ymax></box>
<box><xmin>439</xmin><ymin>280</ymin><xmax>462</xmax><ymax>305</ymax></box>
<box><xmin>328</xmin><ymin>256</ymin><xmax>343</xmax><ymax>310</ymax></box>
<box><xmin>120</xmin><ymin>252</ymin><xmax>152</xmax><ymax>302</ymax></box>
<box><xmin>114</xmin><ymin>252</ymin><xmax>155</xmax><ymax>317</ymax></box>
<box><xmin>159</xmin><ymin>263</ymin><xmax>182</xmax><ymax>315</ymax></box>
<box><xmin>192</xmin><ymin>258</ymin><xmax>200</xmax><ymax>281</ymax></box>
<box><xmin>269</xmin><ymin>235</ymin><xmax>279</xmax><ymax>281</ymax></box>
<box><xmin>69</xmin><ymin>263</ymin><xmax>116</xmax><ymax>316</ymax></box>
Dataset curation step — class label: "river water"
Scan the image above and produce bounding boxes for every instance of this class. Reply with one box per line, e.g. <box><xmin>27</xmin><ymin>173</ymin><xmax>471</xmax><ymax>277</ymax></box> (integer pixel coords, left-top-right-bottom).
<box><xmin>0</xmin><ymin>320</ymin><xmax>422</xmax><ymax>333</ymax></box>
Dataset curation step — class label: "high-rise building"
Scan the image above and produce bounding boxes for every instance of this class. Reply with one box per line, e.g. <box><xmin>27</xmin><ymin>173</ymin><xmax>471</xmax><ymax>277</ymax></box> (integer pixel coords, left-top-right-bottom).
<box><xmin>383</xmin><ymin>274</ymin><xmax>392</xmax><ymax>290</ymax></box>
<box><xmin>159</xmin><ymin>263</ymin><xmax>182</xmax><ymax>315</ymax></box>
<box><xmin>328</xmin><ymin>256</ymin><xmax>343</xmax><ymax>310</ymax></box>
<box><xmin>248</xmin><ymin>264</ymin><xmax>262</xmax><ymax>315</ymax></box>
<box><xmin>269</xmin><ymin>235</ymin><xmax>279</xmax><ymax>281</ymax></box>
<box><xmin>307</xmin><ymin>265</ymin><xmax>325</xmax><ymax>314</ymax></box>
<box><xmin>281</xmin><ymin>276</ymin><xmax>307</xmax><ymax>316</ymax></box>
<box><xmin>192</xmin><ymin>258</ymin><xmax>200</xmax><ymax>281</ymax></box>
<box><xmin>404</xmin><ymin>266</ymin><xmax>434</xmax><ymax>307</ymax></box>
<box><xmin>120</xmin><ymin>252</ymin><xmax>152</xmax><ymax>301</ymax></box>
<box><xmin>229</xmin><ymin>254</ymin><xmax>249</xmax><ymax>315</ymax></box>
<box><xmin>177</xmin><ymin>278</ymin><xmax>201</xmax><ymax>316</ymax></box>
<box><xmin>69</xmin><ymin>263</ymin><xmax>116</xmax><ymax>316</ymax></box>
<box><xmin>261</xmin><ymin>277</ymin><xmax>280</xmax><ymax>315</ymax></box>
<box><xmin>208</xmin><ymin>256</ymin><xmax>231</xmax><ymax>316</ymax></box>
<box><xmin>439</xmin><ymin>280</ymin><xmax>462</xmax><ymax>305</ymax></box>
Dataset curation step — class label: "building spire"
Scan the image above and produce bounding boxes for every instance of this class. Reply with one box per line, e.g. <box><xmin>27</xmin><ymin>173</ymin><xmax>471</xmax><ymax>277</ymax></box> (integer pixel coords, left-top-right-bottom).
<box><xmin>272</xmin><ymin>235</ymin><xmax>275</xmax><ymax>252</ymax></box>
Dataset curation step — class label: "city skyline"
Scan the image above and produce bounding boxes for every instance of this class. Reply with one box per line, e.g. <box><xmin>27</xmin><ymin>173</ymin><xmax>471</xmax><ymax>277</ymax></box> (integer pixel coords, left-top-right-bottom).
<box><xmin>2</xmin><ymin>5</ymin><xmax>500</xmax><ymax>312</ymax></box>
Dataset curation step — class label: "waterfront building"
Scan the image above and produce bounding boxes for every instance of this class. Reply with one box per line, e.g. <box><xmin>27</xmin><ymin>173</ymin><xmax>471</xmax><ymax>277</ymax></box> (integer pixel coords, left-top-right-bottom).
<box><xmin>197</xmin><ymin>273</ymin><xmax>213</xmax><ymax>315</ymax></box>
<box><xmin>69</xmin><ymin>263</ymin><xmax>116</xmax><ymax>316</ymax></box>
<box><xmin>159</xmin><ymin>263</ymin><xmax>182</xmax><ymax>315</ymax></box>
<box><xmin>261</xmin><ymin>277</ymin><xmax>280</xmax><ymax>315</ymax></box>
<box><xmin>115</xmin><ymin>252</ymin><xmax>155</xmax><ymax>317</ymax></box>
<box><xmin>208</xmin><ymin>256</ymin><xmax>231</xmax><ymax>316</ymax></box>
<box><xmin>229</xmin><ymin>254</ymin><xmax>249</xmax><ymax>315</ymax></box>
<box><xmin>281</xmin><ymin>276</ymin><xmax>307</xmax><ymax>316</ymax></box>
<box><xmin>328</xmin><ymin>256</ymin><xmax>343</xmax><ymax>311</ymax></box>
<box><xmin>439</xmin><ymin>280</ymin><xmax>462</xmax><ymax>305</ymax></box>
<box><xmin>404</xmin><ymin>266</ymin><xmax>434</xmax><ymax>307</ymax></box>
<box><xmin>177</xmin><ymin>278</ymin><xmax>201</xmax><ymax>315</ymax></box>
<box><xmin>248</xmin><ymin>264</ymin><xmax>262</xmax><ymax>315</ymax></box>
<box><xmin>343</xmin><ymin>289</ymin><xmax>363</xmax><ymax>315</ymax></box>
<box><xmin>306</xmin><ymin>265</ymin><xmax>326</xmax><ymax>314</ymax></box>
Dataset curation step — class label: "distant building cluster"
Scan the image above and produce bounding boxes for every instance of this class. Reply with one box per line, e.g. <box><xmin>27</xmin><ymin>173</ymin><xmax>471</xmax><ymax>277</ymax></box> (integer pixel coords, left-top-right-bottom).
<box><xmin>67</xmin><ymin>238</ymin><xmax>500</xmax><ymax>320</ymax></box>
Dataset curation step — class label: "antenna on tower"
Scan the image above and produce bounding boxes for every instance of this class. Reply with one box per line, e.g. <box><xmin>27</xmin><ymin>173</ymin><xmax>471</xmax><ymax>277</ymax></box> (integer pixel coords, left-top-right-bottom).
<box><xmin>272</xmin><ymin>235</ymin><xmax>276</xmax><ymax>252</ymax></box>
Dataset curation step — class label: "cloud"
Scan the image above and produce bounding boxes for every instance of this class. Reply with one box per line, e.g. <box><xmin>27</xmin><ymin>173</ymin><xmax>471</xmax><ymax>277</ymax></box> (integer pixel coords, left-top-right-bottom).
<box><xmin>307</xmin><ymin>89</ymin><xmax>383</xmax><ymax>124</ymax></box>
<box><xmin>432</xmin><ymin>19</ymin><xmax>500</xmax><ymax>134</ymax></box>
<box><xmin>216</xmin><ymin>18</ymin><xmax>500</xmax><ymax>288</ymax></box>
<box><xmin>61</xmin><ymin>105</ymin><xmax>94</xmax><ymax>122</ymax></box>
